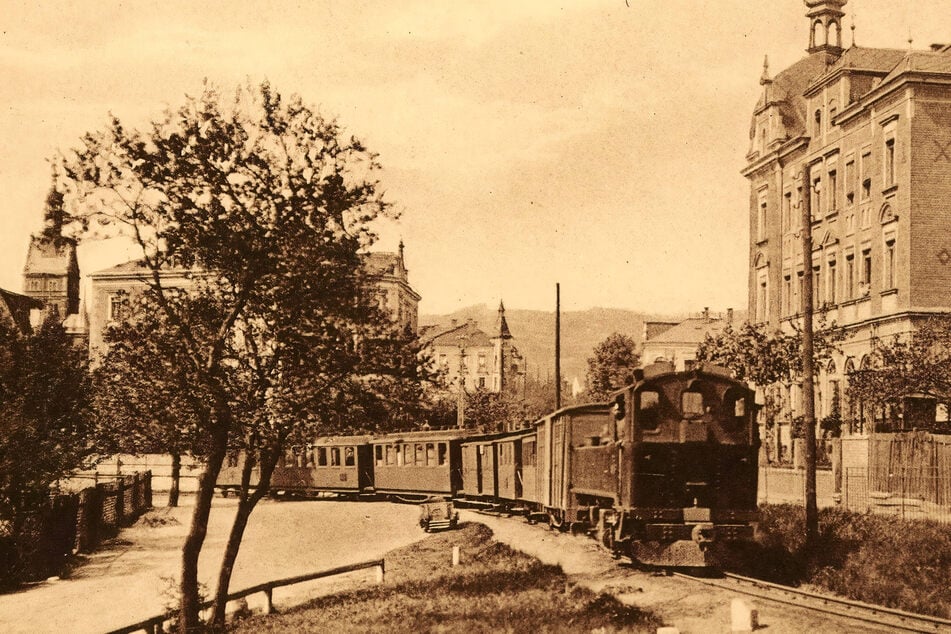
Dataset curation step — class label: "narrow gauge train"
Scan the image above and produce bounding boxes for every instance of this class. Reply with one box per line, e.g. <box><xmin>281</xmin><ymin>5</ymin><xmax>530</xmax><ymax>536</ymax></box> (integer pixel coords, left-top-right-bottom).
<box><xmin>216</xmin><ymin>362</ymin><xmax>759</xmax><ymax>566</ymax></box>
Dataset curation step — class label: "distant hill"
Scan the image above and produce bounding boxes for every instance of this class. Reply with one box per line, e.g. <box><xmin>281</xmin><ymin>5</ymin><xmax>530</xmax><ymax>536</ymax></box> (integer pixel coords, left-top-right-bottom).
<box><xmin>420</xmin><ymin>305</ymin><xmax>700</xmax><ymax>391</ymax></box>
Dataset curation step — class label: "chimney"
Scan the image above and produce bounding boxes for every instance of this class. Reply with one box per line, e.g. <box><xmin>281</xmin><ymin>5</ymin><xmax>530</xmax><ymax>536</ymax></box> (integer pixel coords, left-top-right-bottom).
<box><xmin>450</xmin><ymin>319</ymin><xmax>458</xmax><ymax>327</ymax></box>
<box><xmin>702</xmin><ymin>307</ymin><xmax>710</xmax><ymax>321</ymax></box>
<box><xmin>727</xmin><ymin>307</ymin><xmax>734</xmax><ymax>324</ymax></box>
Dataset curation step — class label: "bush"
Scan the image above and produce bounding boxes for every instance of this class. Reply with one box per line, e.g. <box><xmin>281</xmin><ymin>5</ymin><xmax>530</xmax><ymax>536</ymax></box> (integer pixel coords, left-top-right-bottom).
<box><xmin>723</xmin><ymin>504</ymin><xmax>951</xmax><ymax>618</ymax></box>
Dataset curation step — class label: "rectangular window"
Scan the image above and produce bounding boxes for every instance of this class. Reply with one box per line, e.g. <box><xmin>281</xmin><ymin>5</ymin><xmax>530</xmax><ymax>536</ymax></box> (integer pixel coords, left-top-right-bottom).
<box><xmin>862</xmin><ymin>249</ymin><xmax>872</xmax><ymax>289</ymax></box>
<box><xmin>783</xmin><ymin>192</ymin><xmax>792</xmax><ymax>232</ymax></box>
<box><xmin>797</xmin><ymin>271</ymin><xmax>804</xmax><ymax>311</ymax></box>
<box><xmin>860</xmin><ymin>151</ymin><xmax>872</xmax><ymax>199</ymax></box>
<box><xmin>345</xmin><ymin>446</ymin><xmax>355</xmax><ymax>467</ymax></box>
<box><xmin>813</xmin><ymin>265</ymin><xmax>822</xmax><ymax>307</ymax></box>
<box><xmin>828</xmin><ymin>169</ymin><xmax>837</xmax><ymax>212</ymax></box>
<box><xmin>783</xmin><ymin>275</ymin><xmax>791</xmax><ymax>315</ymax></box>
<box><xmin>330</xmin><ymin>447</ymin><xmax>340</xmax><ymax>467</ymax></box>
<box><xmin>478</xmin><ymin>354</ymin><xmax>486</xmax><ymax>371</ymax></box>
<box><xmin>845</xmin><ymin>159</ymin><xmax>855</xmax><ymax>205</ymax></box>
<box><xmin>828</xmin><ymin>259</ymin><xmax>837</xmax><ymax>304</ymax></box>
<box><xmin>757</xmin><ymin>279</ymin><xmax>767</xmax><ymax>322</ymax></box>
<box><xmin>404</xmin><ymin>444</ymin><xmax>413</xmax><ymax>466</ymax></box>
<box><xmin>884</xmin><ymin>138</ymin><xmax>896</xmax><ymax>187</ymax></box>
<box><xmin>375</xmin><ymin>445</ymin><xmax>383</xmax><ymax>467</ymax></box>
<box><xmin>395</xmin><ymin>445</ymin><xmax>403</xmax><ymax>466</ymax></box>
<box><xmin>845</xmin><ymin>253</ymin><xmax>855</xmax><ymax>299</ymax></box>
<box><xmin>757</xmin><ymin>198</ymin><xmax>767</xmax><ymax>242</ymax></box>
<box><xmin>415</xmin><ymin>443</ymin><xmax>425</xmax><ymax>466</ymax></box>
<box><xmin>885</xmin><ymin>239</ymin><xmax>896</xmax><ymax>289</ymax></box>
<box><xmin>108</xmin><ymin>295</ymin><xmax>126</xmax><ymax>322</ymax></box>
<box><xmin>426</xmin><ymin>443</ymin><xmax>436</xmax><ymax>466</ymax></box>
<box><xmin>478</xmin><ymin>376</ymin><xmax>486</xmax><ymax>388</ymax></box>
<box><xmin>811</xmin><ymin>177</ymin><xmax>821</xmax><ymax>219</ymax></box>
<box><xmin>318</xmin><ymin>447</ymin><xmax>328</xmax><ymax>467</ymax></box>
<box><xmin>438</xmin><ymin>443</ymin><xmax>447</xmax><ymax>466</ymax></box>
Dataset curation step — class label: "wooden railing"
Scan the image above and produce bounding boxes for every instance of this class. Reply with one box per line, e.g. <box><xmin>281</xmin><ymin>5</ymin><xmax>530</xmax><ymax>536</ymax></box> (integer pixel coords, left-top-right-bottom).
<box><xmin>107</xmin><ymin>558</ymin><xmax>385</xmax><ymax>634</ymax></box>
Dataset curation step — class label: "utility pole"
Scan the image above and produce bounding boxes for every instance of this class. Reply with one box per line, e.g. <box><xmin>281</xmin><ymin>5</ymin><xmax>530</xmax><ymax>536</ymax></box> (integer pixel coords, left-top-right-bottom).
<box><xmin>456</xmin><ymin>339</ymin><xmax>467</xmax><ymax>429</ymax></box>
<box><xmin>555</xmin><ymin>283</ymin><xmax>562</xmax><ymax>410</ymax></box>
<box><xmin>800</xmin><ymin>163</ymin><xmax>819</xmax><ymax>546</ymax></box>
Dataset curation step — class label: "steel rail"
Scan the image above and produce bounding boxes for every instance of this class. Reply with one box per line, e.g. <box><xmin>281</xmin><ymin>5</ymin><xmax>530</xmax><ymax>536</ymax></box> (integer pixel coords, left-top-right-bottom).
<box><xmin>672</xmin><ymin>570</ymin><xmax>951</xmax><ymax>633</ymax></box>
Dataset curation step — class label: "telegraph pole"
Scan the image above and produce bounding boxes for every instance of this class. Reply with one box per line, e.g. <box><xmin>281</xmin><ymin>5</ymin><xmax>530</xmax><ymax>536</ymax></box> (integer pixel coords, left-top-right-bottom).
<box><xmin>800</xmin><ymin>163</ymin><xmax>819</xmax><ymax>546</ymax></box>
<box><xmin>555</xmin><ymin>283</ymin><xmax>562</xmax><ymax>410</ymax></box>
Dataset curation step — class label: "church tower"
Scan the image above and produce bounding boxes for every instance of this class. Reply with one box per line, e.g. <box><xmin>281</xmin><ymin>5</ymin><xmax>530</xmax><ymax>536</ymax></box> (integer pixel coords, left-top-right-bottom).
<box><xmin>491</xmin><ymin>301</ymin><xmax>523</xmax><ymax>394</ymax></box>
<box><xmin>805</xmin><ymin>0</ymin><xmax>847</xmax><ymax>55</ymax></box>
<box><xmin>22</xmin><ymin>183</ymin><xmax>80</xmax><ymax>321</ymax></box>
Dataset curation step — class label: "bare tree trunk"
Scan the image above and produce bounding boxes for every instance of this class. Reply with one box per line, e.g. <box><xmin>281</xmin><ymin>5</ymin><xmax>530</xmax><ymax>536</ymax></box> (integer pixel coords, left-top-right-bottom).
<box><xmin>210</xmin><ymin>445</ymin><xmax>280</xmax><ymax>627</ymax></box>
<box><xmin>179</xmin><ymin>424</ymin><xmax>228</xmax><ymax>633</ymax></box>
<box><xmin>168</xmin><ymin>452</ymin><xmax>181</xmax><ymax>508</ymax></box>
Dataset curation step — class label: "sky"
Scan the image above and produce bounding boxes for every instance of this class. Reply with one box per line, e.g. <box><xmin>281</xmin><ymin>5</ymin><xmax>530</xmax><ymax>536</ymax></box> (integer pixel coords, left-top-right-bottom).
<box><xmin>2</xmin><ymin>1</ymin><xmax>950</xmax><ymax>315</ymax></box>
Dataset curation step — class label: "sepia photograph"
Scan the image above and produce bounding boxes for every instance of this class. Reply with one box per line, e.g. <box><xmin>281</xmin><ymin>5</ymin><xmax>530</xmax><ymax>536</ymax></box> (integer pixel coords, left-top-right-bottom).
<box><xmin>1</xmin><ymin>1</ymin><xmax>951</xmax><ymax>631</ymax></box>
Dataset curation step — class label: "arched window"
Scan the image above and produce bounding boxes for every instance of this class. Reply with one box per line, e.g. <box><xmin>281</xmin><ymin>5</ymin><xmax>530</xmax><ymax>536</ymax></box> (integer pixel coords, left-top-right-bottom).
<box><xmin>814</xmin><ymin>20</ymin><xmax>826</xmax><ymax>47</ymax></box>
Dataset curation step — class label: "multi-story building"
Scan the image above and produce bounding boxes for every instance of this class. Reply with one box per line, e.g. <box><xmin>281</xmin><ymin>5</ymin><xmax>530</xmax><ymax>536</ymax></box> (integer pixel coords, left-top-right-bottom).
<box><xmin>86</xmin><ymin>246</ymin><xmax>422</xmax><ymax>360</ymax></box>
<box><xmin>641</xmin><ymin>308</ymin><xmax>733</xmax><ymax>372</ymax></box>
<box><xmin>743</xmin><ymin>0</ymin><xmax>951</xmax><ymax>434</ymax></box>
<box><xmin>426</xmin><ymin>302</ymin><xmax>525</xmax><ymax>394</ymax></box>
<box><xmin>22</xmin><ymin>235</ymin><xmax>80</xmax><ymax>321</ymax></box>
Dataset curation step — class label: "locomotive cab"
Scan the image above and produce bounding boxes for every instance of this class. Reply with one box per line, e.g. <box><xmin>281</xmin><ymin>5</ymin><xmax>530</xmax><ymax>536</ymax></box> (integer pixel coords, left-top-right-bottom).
<box><xmin>611</xmin><ymin>364</ymin><xmax>759</xmax><ymax>566</ymax></box>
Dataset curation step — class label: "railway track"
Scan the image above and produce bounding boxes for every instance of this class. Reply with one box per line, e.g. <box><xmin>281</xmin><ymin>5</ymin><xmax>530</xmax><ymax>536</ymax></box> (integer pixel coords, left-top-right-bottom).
<box><xmin>672</xmin><ymin>570</ymin><xmax>951</xmax><ymax>633</ymax></box>
<box><xmin>469</xmin><ymin>508</ymin><xmax>951</xmax><ymax>632</ymax></box>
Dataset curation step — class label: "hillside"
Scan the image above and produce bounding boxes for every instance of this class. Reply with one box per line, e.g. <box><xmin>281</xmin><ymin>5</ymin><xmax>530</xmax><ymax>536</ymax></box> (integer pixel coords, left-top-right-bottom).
<box><xmin>420</xmin><ymin>305</ymin><xmax>688</xmax><ymax>391</ymax></box>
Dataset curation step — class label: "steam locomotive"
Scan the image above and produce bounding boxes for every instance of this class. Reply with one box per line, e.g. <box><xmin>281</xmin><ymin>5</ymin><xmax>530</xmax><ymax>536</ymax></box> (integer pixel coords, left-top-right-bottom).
<box><xmin>217</xmin><ymin>362</ymin><xmax>760</xmax><ymax>566</ymax></box>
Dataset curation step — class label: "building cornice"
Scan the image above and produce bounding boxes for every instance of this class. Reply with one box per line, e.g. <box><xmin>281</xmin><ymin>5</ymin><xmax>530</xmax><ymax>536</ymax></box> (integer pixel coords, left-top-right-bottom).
<box><xmin>741</xmin><ymin>137</ymin><xmax>810</xmax><ymax>178</ymax></box>
<box><xmin>837</xmin><ymin>73</ymin><xmax>951</xmax><ymax>125</ymax></box>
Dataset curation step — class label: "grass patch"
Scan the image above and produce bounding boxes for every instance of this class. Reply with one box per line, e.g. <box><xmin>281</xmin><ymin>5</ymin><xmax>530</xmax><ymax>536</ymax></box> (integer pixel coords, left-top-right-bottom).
<box><xmin>230</xmin><ymin>522</ymin><xmax>662</xmax><ymax>633</ymax></box>
<box><xmin>721</xmin><ymin>504</ymin><xmax>951</xmax><ymax>618</ymax></box>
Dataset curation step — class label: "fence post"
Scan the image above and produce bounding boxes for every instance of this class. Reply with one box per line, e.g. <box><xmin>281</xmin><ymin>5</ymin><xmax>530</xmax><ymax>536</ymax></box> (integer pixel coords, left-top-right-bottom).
<box><xmin>144</xmin><ymin>470</ymin><xmax>153</xmax><ymax>509</ymax></box>
<box><xmin>375</xmin><ymin>564</ymin><xmax>385</xmax><ymax>584</ymax></box>
<box><xmin>115</xmin><ymin>478</ymin><xmax>125</xmax><ymax>526</ymax></box>
<box><xmin>264</xmin><ymin>587</ymin><xmax>274</xmax><ymax>614</ymax></box>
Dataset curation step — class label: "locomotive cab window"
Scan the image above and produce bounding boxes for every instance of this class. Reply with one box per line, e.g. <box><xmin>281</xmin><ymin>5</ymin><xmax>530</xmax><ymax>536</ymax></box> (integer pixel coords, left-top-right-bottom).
<box><xmin>682</xmin><ymin>391</ymin><xmax>705</xmax><ymax>419</ymax></box>
<box><xmin>638</xmin><ymin>390</ymin><xmax>661</xmax><ymax>431</ymax></box>
<box><xmin>723</xmin><ymin>388</ymin><xmax>748</xmax><ymax>429</ymax></box>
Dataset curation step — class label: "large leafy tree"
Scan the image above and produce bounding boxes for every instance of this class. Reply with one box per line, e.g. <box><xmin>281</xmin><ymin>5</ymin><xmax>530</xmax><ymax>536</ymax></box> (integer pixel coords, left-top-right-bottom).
<box><xmin>846</xmin><ymin>317</ymin><xmax>951</xmax><ymax>430</ymax></box>
<box><xmin>0</xmin><ymin>314</ymin><xmax>94</xmax><ymax>585</ymax></box>
<box><xmin>584</xmin><ymin>332</ymin><xmax>639</xmax><ymax>401</ymax></box>
<box><xmin>56</xmin><ymin>81</ymin><xmax>413</xmax><ymax>630</ymax></box>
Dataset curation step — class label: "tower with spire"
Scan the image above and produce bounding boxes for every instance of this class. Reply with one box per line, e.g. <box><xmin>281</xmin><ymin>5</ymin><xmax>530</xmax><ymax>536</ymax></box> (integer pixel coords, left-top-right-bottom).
<box><xmin>491</xmin><ymin>301</ymin><xmax>524</xmax><ymax>395</ymax></box>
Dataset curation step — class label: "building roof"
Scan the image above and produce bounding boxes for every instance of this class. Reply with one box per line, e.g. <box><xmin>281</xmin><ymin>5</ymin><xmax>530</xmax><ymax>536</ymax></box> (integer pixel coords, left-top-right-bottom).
<box><xmin>0</xmin><ymin>288</ymin><xmax>43</xmax><ymax>335</ymax></box>
<box><xmin>878</xmin><ymin>49</ymin><xmax>951</xmax><ymax>85</ymax></box>
<box><xmin>642</xmin><ymin>317</ymin><xmax>727</xmax><ymax>346</ymax></box>
<box><xmin>427</xmin><ymin>320</ymin><xmax>494</xmax><ymax>348</ymax></box>
<box><xmin>644</xmin><ymin>321</ymin><xmax>679</xmax><ymax>341</ymax></box>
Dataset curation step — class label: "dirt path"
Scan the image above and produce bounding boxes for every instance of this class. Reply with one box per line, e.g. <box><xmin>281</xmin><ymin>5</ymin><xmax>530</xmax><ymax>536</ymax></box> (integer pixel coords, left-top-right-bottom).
<box><xmin>461</xmin><ymin>510</ymin><xmax>893</xmax><ymax>634</ymax></box>
<box><xmin>0</xmin><ymin>497</ymin><xmax>424</xmax><ymax>634</ymax></box>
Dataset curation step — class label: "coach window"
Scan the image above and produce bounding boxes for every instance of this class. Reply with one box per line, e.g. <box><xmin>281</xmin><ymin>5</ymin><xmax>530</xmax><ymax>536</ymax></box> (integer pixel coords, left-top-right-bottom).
<box><xmin>415</xmin><ymin>443</ymin><xmax>425</xmax><ymax>465</ymax></box>
<box><xmin>395</xmin><ymin>445</ymin><xmax>403</xmax><ymax>466</ymax></box>
<box><xmin>317</xmin><ymin>447</ymin><xmax>328</xmax><ymax>467</ymax></box>
<box><xmin>386</xmin><ymin>445</ymin><xmax>394</xmax><ymax>466</ymax></box>
<box><xmin>426</xmin><ymin>443</ymin><xmax>435</xmax><ymax>466</ymax></box>
<box><xmin>345</xmin><ymin>446</ymin><xmax>355</xmax><ymax>467</ymax></box>
<box><xmin>330</xmin><ymin>447</ymin><xmax>341</xmax><ymax>466</ymax></box>
<box><xmin>438</xmin><ymin>443</ymin><xmax>447</xmax><ymax>466</ymax></box>
<box><xmin>375</xmin><ymin>445</ymin><xmax>384</xmax><ymax>466</ymax></box>
<box><xmin>638</xmin><ymin>390</ymin><xmax>661</xmax><ymax>431</ymax></box>
<box><xmin>404</xmin><ymin>444</ymin><xmax>413</xmax><ymax>466</ymax></box>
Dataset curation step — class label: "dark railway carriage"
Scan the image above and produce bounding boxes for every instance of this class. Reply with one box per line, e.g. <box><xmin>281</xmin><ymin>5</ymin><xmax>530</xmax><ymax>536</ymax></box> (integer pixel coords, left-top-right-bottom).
<box><xmin>370</xmin><ymin>430</ymin><xmax>465</xmax><ymax>499</ymax></box>
<box><xmin>460</xmin><ymin>427</ymin><xmax>537</xmax><ymax>506</ymax></box>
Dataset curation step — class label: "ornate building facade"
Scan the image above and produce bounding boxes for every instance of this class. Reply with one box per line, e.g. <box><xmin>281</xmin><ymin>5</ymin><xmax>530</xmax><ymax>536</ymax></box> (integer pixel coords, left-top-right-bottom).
<box><xmin>426</xmin><ymin>302</ymin><xmax>525</xmax><ymax>395</ymax></box>
<box><xmin>743</xmin><ymin>0</ymin><xmax>951</xmax><ymax>434</ymax></box>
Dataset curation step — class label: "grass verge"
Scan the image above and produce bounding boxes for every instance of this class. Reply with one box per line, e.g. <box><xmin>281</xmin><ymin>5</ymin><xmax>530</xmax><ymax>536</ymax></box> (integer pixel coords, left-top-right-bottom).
<box><xmin>722</xmin><ymin>504</ymin><xmax>951</xmax><ymax>618</ymax></box>
<box><xmin>230</xmin><ymin>522</ymin><xmax>662</xmax><ymax>633</ymax></box>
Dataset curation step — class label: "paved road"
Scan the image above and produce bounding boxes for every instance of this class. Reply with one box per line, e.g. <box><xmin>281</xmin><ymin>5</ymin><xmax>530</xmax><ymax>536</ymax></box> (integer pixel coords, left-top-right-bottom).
<box><xmin>0</xmin><ymin>496</ymin><xmax>424</xmax><ymax>634</ymax></box>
